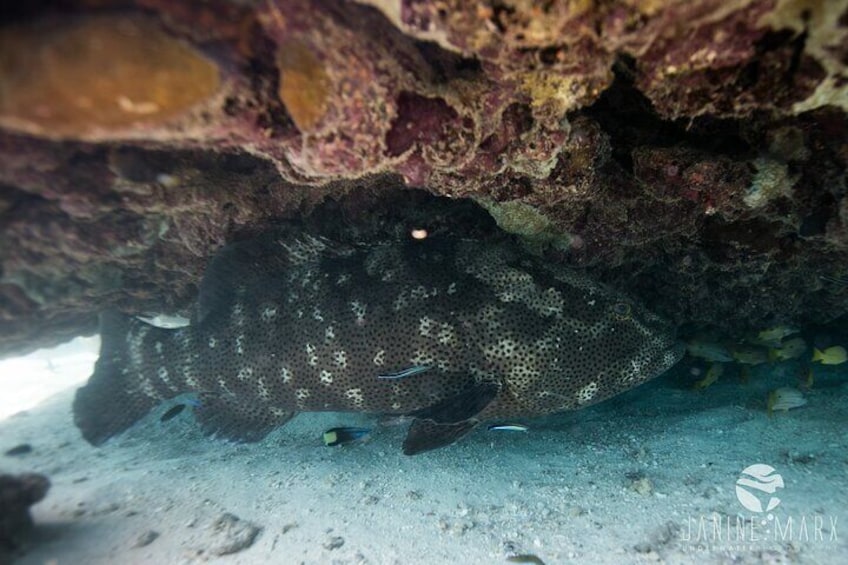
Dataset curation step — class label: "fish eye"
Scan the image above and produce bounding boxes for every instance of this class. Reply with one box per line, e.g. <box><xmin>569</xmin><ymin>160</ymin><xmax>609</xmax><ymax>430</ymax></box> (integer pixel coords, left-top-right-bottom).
<box><xmin>612</xmin><ymin>302</ymin><xmax>631</xmax><ymax>319</ymax></box>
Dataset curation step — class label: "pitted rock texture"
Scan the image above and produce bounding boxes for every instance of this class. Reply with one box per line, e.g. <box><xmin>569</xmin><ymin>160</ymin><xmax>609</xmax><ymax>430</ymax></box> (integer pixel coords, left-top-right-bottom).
<box><xmin>0</xmin><ymin>0</ymin><xmax>846</xmax><ymax>356</ymax></box>
<box><xmin>0</xmin><ymin>472</ymin><xmax>50</xmax><ymax>554</ymax></box>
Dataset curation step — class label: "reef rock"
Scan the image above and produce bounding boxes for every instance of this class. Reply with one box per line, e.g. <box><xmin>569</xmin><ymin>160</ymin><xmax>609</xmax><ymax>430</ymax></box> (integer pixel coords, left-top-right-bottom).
<box><xmin>0</xmin><ymin>472</ymin><xmax>50</xmax><ymax>556</ymax></box>
<box><xmin>0</xmin><ymin>0</ymin><xmax>847</xmax><ymax>356</ymax></box>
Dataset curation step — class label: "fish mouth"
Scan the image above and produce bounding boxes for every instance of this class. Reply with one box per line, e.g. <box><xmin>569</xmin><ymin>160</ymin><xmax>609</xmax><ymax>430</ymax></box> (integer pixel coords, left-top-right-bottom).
<box><xmin>649</xmin><ymin>337</ymin><xmax>685</xmax><ymax>378</ymax></box>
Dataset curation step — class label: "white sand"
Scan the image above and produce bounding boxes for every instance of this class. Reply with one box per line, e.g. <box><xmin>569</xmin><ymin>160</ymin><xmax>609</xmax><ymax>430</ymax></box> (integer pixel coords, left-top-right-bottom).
<box><xmin>2</xmin><ymin>343</ymin><xmax>847</xmax><ymax>564</ymax></box>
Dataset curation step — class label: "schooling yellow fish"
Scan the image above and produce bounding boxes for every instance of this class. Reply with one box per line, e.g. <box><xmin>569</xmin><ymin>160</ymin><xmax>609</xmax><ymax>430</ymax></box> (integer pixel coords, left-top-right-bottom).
<box><xmin>686</xmin><ymin>339</ymin><xmax>732</xmax><ymax>362</ymax></box>
<box><xmin>693</xmin><ymin>363</ymin><xmax>723</xmax><ymax>391</ymax></box>
<box><xmin>768</xmin><ymin>337</ymin><xmax>807</xmax><ymax>362</ymax></box>
<box><xmin>732</xmin><ymin>346</ymin><xmax>768</xmax><ymax>365</ymax></box>
<box><xmin>767</xmin><ymin>387</ymin><xmax>807</xmax><ymax>417</ymax></box>
<box><xmin>811</xmin><ymin>346</ymin><xmax>847</xmax><ymax>365</ymax></box>
<box><xmin>755</xmin><ymin>326</ymin><xmax>799</xmax><ymax>347</ymax></box>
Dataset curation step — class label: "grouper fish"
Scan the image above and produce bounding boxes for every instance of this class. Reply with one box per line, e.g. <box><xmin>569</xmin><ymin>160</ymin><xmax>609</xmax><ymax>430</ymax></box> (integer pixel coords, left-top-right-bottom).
<box><xmin>73</xmin><ymin>233</ymin><xmax>683</xmax><ymax>455</ymax></box>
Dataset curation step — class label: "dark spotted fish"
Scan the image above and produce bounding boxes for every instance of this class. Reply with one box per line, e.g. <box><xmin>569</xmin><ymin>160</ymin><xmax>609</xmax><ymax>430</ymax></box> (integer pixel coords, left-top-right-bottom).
<box><xmin>73</xmin><ymin>233</ymin><xmax>683</xmax><ymax>454</ymax></box>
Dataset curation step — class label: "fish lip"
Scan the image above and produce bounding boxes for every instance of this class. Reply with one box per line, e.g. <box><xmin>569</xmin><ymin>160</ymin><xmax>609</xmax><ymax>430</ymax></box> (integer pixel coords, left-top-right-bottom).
<box><xmin>647</xmin><ymin>337</ymin><xmax>685</xmax><ymax>378</ymax></box>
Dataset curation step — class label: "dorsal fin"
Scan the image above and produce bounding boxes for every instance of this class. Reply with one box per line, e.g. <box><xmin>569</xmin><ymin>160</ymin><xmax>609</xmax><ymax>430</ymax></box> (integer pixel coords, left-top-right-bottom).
<box><xmin>194</xmin><ymin>232</ymin><xmax>351</xmax><ymax>324</ymax></box>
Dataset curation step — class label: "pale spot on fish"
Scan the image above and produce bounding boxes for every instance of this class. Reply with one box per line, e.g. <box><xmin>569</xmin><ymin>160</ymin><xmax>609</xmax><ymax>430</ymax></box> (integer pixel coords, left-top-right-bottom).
<box><xmin>257</xmin><ymin>377</ymin><xmax>270</xmax><ymax>400</ymax></box>
<box><xmin>373</xmin><ymin>349</ymin><xmax>385</xmax><ymax>366</ymax></box>
<box><xmin>345</xmin><ymin>388</ymin><xmax>364</xmax><ymax>406</ymax></box>
<box><xmin>261</xmin><ymin>307</ymin><xmax>278</xmax><ymax>321</ymax></box>
<box><xmin>305</xmin><ymin>343</ymin><xmax>318</xmax><ymax>366</ymax></box>
<box><xmin>577</xmin><ymin>381</ymin><xmax>598</xmax><ymax>404</ymax></box>
<box><xmin>312</xmin><ymin>307</ymin><xmax>324</xmax><ymax>322</ymax></box>
<box><xmin>350</xmin><ymin>301</ymin><xmax>367</xmax><ymax>325</ymax></box>
<box><xmin>157</xmin><ymin>367</ymin><xmax>169</xmax><ymax>381</ymax></box>
<box><xmin>237</xmin><ymin>367</ymin><xmax>253</xmax><ymax>381</ymax></box>
<box><xmin>236</xmin><ymin>334</ymin><xmax>245</xmax><ymax>355</ymax></box>
<box><xmin>208</xmin><ymin>337</ymin><xmax>217</xmax><ymax>349</ymax></box>
<box><xmin>437</xmin><ymin>324</ymin><xmax>456</xmax><ymax>345</ymax></box>
<box><xmin>139</xmin><ymin>376</ymin><xmax>160</xmax><ymax>399</ymax></box>
<box><xmin>217</xmin><ymin>378</ymin><xmax>233</xmax><ymax>394</ymax></box>
<box><xmin>155</xmin><ymin>341</ymin><xmax>163</xmax><ymax>355</ymax></box>
<box><xmin>410</xmin><ymin>350</ymin><xmax>435</xmax><ymax>366</ymax></box>
<box><xmin>334</xmin><ymin>350</ymin><xmax>348</xmax><ymax>368</ymax></box>
<box><xmin>418</xmin><ymin>316</ymin><xmax>434</xmax><ymax>337</ymax></box>
<box><xmin>128</xmin><ymin>332</ymin><xmax>145</xmax><ymax>368</ymax></box>
<box><xmin>295</xmin><ymin>388</ymin><xmax>310</xmax><ymax>408</ymax></box>
<box><xmin>281</xmin><ymin>366</ymin><xmax>292</xmax><ymax>383</ymax></box>
<box><xmin>336</xmin><ymin>273</ymin><xmax>350</xmax><ymax>285</ymax></box>
<box><xmin>497</xmin><ymin>290</ymin><xmax>517</xmax><ymax>302</ymax></box>
<box><xmin>410</xmin><ymin>285</ymin><xmax>429</xmax><ymax>300</ymax></box>
<box><xmin>324</xmin><ymin>325</ymin><xmax>336</xmax><ymax>342</ymax></box>
<box><xmin>447</xmin><ymin>282</ymin><xmax>457</xmax><ymax>294</ymax></box>
<box><xmin>320</xmin><ymin>370</ymin><xmax>333</xmax><ymax>385</ymax></box>
<box><xmin>232</xmin><ymin>303</ymin><xmax>245</xmax><ymax>326</ymax></box>
<box><xmin>483</xmin><ymin>338</ymin><xmax>518</xmax><ymax>359</ymax></box>
<box><xmin>393</xmin><ymin>291</ymin><xmax>409</xmax><ymax>311</ymax></box>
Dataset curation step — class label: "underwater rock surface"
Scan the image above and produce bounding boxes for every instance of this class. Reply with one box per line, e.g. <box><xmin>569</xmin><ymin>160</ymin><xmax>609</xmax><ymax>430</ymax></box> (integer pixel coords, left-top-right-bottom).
<box><xmin>0</xmin><ymin>471</ymin><xmax>50</xmax><ymax>558</ymax></box>
<box><xmin>0</xmin><ymin>0</ymin><xmax>847</xmax><ymax>355</ymax></box>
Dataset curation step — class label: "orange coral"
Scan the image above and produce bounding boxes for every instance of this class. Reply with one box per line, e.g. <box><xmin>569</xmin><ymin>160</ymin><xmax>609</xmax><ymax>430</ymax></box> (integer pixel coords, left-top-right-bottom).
<box><xmin>0</xmin><ymin>14</ymin><xmax>220</xmax><ymax>138</ymax></box>
<box><xmin>276</xmin><ymin>39</ymin><xmax>331</xmax><ymax>132</ymax></box>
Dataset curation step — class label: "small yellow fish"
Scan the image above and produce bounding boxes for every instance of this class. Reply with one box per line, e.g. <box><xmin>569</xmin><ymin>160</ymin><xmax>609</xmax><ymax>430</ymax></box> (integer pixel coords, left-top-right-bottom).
<box><xmin>767</xmin><ymin>387</ymin><xmax>807</xmax><ymax>417</ymax></box>
<box><xmin>755</xmin><ymin>326</ymin><xmax>799</xmax><ymax>347</ymax></box>
<box><xmin>686</xmin><ymin>339</ymin><xmax>733</xmax><ymax>362</ymax></box>
<box><xmin>802</xmin><ymin>368</ymin><xmax>815</xmax><ymax>390</ymax></box>
<box><xmin>811</xmin><ymin>346</ymin><xmax>847</xmax><ymax>365</ymax></box>
<box><xmin>693</xmin><ymin>362</ymin><xmax>723</xmax><ymax>390</ymax></box>
<box><xmin>732</xmin><ymin>346</ymin><xmax>768</xmax><ymax>365</ymax></box>
<box><xmin>768</xmin><ymin>337</ymin><xmax>807</xmax><ymax>362</ymax></box>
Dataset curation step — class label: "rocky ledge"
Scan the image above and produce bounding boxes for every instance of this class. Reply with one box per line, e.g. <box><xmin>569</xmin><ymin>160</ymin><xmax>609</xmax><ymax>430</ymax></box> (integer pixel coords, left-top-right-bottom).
<box><xmin>0</xmin><ymin>0</ymin><xmax>846</xmax><ymax>356</ymax></box>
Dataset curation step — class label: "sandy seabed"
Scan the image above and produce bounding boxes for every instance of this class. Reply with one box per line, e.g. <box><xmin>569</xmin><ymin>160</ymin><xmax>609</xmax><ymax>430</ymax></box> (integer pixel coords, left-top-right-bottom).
<box><xmin>1</xmin><ymin>339</ymin><xmax>846</xmax><ymax>565</ymax></box>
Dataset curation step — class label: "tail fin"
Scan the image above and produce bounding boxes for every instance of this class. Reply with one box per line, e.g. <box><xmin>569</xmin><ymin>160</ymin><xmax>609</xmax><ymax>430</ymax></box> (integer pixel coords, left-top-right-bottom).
<box><xmin>73</xmin><ymin>311</ymin><xmax>176</xmax><ymax>445</ymax></box>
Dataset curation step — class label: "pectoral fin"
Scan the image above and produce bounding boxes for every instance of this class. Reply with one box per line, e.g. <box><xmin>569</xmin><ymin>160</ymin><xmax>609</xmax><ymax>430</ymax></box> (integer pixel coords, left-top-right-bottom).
<box><xmin>402</xmin><ymin>381</ymin><xmax>499</xmax><ymax>455</ymax></box>
<box><xmin>403</xmin><ymin>419</ymin><xmax>478</xmax><ymax>455</ymax></box>
<box><xmin>409</xmin><ymin>381</ymin><xmax>499</xmax><ymax>424</ymax></box>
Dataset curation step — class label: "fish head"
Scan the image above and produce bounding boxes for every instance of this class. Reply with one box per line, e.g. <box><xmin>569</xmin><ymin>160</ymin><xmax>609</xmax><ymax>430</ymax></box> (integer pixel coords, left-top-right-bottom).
<box><xmin>518</xmin><ymin>268</ymin><xmax>684</xmax><ymax>413</ymax></box>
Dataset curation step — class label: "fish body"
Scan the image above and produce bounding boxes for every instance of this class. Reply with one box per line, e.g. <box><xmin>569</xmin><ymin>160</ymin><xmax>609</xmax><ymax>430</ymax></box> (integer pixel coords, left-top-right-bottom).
<box><xmin>732</xmin><ymin>346</ymin><xmax>768</xmax><ymax>365</ymax></box>
<box><xmin>768</xmin><ymin>337</ymin><xmax>807</xmax><ymax>362</ymax></box>
<box><xmin>487</xmin><ymin>424</ymin><xmax>529</xmax><ymax>432</ymax></box>
<box><xmin>811</xmin><ymin>345</ymin><xmax>847</xmax><ymax>365</ymax></box>
<box><xmin>754</xmin><ymin>326</ymin><xmax>799</xmax><ymax>348</ymax></box>
<box><xmin>685</xmin><ymin>339</ymin><xmax>733</xmax><ymax>363</ymax></box>
<box><xmin>767</xmin><ymin>387</ymin><xmax>807</xmax><ymax>416</ymax></box>
<box><xmin>73</xmin><ymin>233</ymin><xmax>682</xmax><ymax>454</ymax></box>
<box><xmin>693</xmin><ymin>362</ymin><xmax>723</xmax><ymax>390</ymax></box>
<box><xmin>323</xmin><ymin>427</ymin><xmax>371</xmax><ymax>446</ymax></box>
